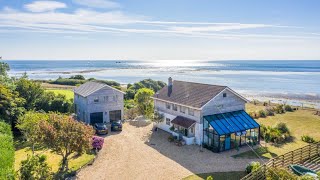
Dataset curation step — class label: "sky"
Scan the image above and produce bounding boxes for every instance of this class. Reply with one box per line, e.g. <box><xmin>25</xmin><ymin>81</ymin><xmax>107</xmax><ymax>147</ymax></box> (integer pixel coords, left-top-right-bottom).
<box><xmin>0</xmin><ymin>0</ymin><xmax>320</xmax><ymax>60</ymax></box>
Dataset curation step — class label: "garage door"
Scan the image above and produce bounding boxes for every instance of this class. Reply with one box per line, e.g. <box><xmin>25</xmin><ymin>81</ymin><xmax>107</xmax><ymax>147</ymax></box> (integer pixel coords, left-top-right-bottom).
<box><xmin>109</xmin><ymin>110</ymin><xmax>121</xmax><ymax>122</ymax></box>
<box><xmin>90</xmin><ymin>112</ymin><xmax>103</xmax><ymax>124</ymax></box>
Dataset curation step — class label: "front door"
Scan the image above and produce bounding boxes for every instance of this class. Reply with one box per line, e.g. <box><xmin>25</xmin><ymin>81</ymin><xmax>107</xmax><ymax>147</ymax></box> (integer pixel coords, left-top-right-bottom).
<box><xmin>109</xmin><ymin>110</ymin><xmax>121</xmax><ymax>122</ymax></box>
<box><xmin>90</xmin><ymin>112</ymin><xmax>103</xmax><ymax>124</ymax></box>
<box><xmin>225</xmin><ymin>134</ymin><xmax>231</xmax><ymax>150</ymax></box>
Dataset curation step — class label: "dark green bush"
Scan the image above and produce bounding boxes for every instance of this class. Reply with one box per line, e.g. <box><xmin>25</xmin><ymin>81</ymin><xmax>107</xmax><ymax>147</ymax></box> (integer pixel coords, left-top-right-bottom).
<box><xmin>20</xmin><ymin>155</ymin><xmax>52</xmax><ymax>180</ymax></box>
<box><xmin>69</xmin><ymin>75</ymin><xmax>85</xmax><ymax>80</ymax></box>
<box><xmin>258</xmin><ymin>110</ymin><xmax>266</xmax><ymax>118</ymax></box>
<box><xmin>276</xmin><ymin>122</ymin><xmax>290</xmax><ymax>134</ymax></box>
<box><xmin>274</xmin><ymin>104</ymin><xmax>285</xmax><ymax>114</ymax></box>
<box><xmin>284</xmin><ymin>105</ymin><xmax>293</xmax><ymax>112</ymax></box>
<box><xmin>0</xmin><ymin>121</ymin><xmax>15</xmax><ymax>180</ymax></box>
<box><xmin>245</xmin><ymin>161</ymin><xmax>261</xmax><ymax>174</ymax></box>
<box><xmin>301</xmin><ymin>135</ymin><xmax>317</xmax><ymax>143</ymax></box>
<box><xmin>50</xmin><ymin>78</ymin><xmax>86</xmax><ymax>86</ymax></box>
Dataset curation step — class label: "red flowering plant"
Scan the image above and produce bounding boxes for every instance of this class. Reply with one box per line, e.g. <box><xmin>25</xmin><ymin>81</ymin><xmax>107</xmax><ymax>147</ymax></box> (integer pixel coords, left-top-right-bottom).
<box><xmin>92</xmin><ymin>136</ymin><xmax>104</xmax><ymax>150</ymax></box>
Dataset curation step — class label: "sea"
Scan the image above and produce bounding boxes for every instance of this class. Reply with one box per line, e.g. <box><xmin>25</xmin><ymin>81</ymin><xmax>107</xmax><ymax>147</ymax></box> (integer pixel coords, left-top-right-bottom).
<box><xmin>4</xmin><ymin>60</ymin><xmax>320</xmax><ymax>108</ymax></box>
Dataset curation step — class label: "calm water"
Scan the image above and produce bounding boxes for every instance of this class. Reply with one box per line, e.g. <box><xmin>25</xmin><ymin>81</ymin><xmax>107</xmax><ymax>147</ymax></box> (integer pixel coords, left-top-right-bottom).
<box><xmin>4</xmin><ymin>60</ymin><xmax>320</xmax><ymax>102</ymax></box>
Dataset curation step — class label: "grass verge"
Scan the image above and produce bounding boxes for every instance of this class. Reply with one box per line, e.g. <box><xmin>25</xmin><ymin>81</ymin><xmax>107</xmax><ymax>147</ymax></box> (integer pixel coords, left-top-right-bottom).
<box><xmin>183</xmin><ymin>171</ymin><xmax>246</xmax><ymax>180</ymax></box>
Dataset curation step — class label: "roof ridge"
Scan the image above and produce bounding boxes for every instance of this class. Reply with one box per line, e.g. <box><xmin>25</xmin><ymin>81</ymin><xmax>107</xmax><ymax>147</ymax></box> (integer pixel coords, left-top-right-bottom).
<box><xmin>173</xmin><ymin>80</ymin><xmax>227</xmax><ymax>88</ymax></box>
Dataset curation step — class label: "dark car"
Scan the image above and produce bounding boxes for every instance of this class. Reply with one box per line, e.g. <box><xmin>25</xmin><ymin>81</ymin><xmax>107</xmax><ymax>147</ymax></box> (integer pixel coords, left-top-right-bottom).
<box><xmin>111</xmin><ymin>120</ymin><xmax>122</xmax><ymax>131</ymax></box>
<box><xmin>94</xmin><ymin>123</ymin><xmax>108</xmax><ymax>135</ymax></box>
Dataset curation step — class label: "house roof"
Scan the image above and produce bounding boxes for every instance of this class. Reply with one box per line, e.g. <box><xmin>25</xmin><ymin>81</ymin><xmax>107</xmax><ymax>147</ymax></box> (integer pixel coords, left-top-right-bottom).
<box><xmin>171</xmin><ymin>116</ymin><xmax>196</xmax><ymax>129</ymax></box>
<box><xmin>74</xmin><ymin>81</ymin><xmax>124</xmax><ymax>97</ymax></box>
<box><xmin>203</xmin><ymin>110</ymin><xmax>260</xmax><ymax>136</ymax></box>
<box><xmin>152</xmin><ymin>80</ymin><xmax>227</xmax><ymax>108</ymax></box>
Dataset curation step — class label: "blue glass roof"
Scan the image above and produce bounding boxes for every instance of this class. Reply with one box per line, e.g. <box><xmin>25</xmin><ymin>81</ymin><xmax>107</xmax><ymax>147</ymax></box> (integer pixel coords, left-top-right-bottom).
<box><xmin>204</xmin><ymin>110</ymin><xmax>260</xmax><ymax>135</ymax></box>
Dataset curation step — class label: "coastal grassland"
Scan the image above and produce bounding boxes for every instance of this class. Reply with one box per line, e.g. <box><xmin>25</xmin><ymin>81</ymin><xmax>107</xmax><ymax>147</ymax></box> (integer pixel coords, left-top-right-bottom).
<box><xmin>45</xmin><ymin>89</ymin><xmax>74</xmax><ymax>100</ymax></box>
<box><xmin>237</xmin><ymin>106</ymin><xmax>320</xmax><ymax>159</ymax></box>
<box><xmin>183</xmin><ymin>171</ymin><xmax>246</xmax><ymax>180</ymax></box>
<box><xmin>14</xmin><ymin>138</ymin><xmax>94</xmax><ymax>173</ymax></box>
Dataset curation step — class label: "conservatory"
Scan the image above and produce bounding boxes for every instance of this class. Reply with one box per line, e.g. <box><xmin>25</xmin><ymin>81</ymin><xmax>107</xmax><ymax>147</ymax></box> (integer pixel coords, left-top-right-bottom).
<box><xmin>203</xmin><ymin>110</ymin><xmax>260</xmax><ymax>153</ymax></box>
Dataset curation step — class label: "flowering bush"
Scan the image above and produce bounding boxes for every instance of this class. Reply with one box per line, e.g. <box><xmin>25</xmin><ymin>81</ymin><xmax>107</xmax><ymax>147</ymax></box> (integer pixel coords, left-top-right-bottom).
<box><xmin>92</xmin><ymin>136</ymin><xmax>104</xmax><ymax>150</ymax></box>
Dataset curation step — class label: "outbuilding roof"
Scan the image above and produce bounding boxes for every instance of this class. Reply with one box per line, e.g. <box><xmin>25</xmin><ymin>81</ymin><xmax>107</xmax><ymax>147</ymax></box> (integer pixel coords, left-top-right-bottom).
<box><xmin>153</xmin><ymin>80</ymin><xmax>227</xmax><ymax>108</ymax></box>
<box><xmin>74</xmin><ymin>81</ymin><xmax>124</xmax><ymax>97</ymax></box>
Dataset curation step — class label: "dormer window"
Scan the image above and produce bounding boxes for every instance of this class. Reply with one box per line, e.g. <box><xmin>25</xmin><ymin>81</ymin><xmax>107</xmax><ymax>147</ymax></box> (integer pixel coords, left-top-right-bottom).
<box><xmin>223</xmin><ymin>93</ymin><xmax>227</xmax><ymax>98</ymax></box>
<box><xmin>94</xmin><ymin>97</ymin><xmax>99</xmax><ymax>103</ymax></box>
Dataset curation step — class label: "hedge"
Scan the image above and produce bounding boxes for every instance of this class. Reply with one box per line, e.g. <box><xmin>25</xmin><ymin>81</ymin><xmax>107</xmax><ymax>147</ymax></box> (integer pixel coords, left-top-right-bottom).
<box><xmin>0</xmin><ymin>121</ymin><xmax>15</xmax><ymax>179</ymax></box>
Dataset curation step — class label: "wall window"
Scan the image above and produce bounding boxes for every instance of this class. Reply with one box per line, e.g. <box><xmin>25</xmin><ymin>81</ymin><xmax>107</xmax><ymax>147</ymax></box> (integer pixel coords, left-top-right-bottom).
<box><xmin>113</xmin><ymin>95</ymin><xmax>118</xmax><ymax>101</ymax></box>
<box><xmin>180</xmin><ymin>106</ymin><xmax>186</xmax><ymax>113</ymax></box>
<box><xmin>188</xmin><ymin>108</ymin><xmax>194</xmax><ymax>116</ymax></box>
<box><xmin>94</xmin><ymin>97</ymin><xmax>99</xmax><ymax>103</ymax></box>
<box><xmin>172</xmin><ymin>104</ymin><xmax>178</xmax><ymax>111</ymax></box>
<box><xmin>166</xmin><ymin>102</ymin><xmax>171</xmax><ymax>109</ymax></box>
<box><xmin>166</xmin><ymin>118</ymin><xmax>170</xmax><ymax>125</ymax></box>
<box><xmin>223</xmin><ymin>93</ymin><xmax>227</xmax><ymax>98</ymax></box>
<box><xmin>104</xmin><ymin>96</ymin><xmax>109</xmax><ymax>102</ymax></box>
<box><xmin>190</xmin><ymin>127</ymin><xmax>195</xmax><ymax>134</ymax></box>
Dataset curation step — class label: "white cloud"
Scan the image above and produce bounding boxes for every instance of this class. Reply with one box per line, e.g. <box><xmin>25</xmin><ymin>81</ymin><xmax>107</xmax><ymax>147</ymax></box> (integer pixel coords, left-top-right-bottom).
<box><xmin>72</xmin><ymin>0</ymin><xmax>120</xmax><ymax>9</ymax></box>
<box><xmin>24</xmin><ymin>1</ymin><xmax>67</xmax><ymax>13</ymax></box>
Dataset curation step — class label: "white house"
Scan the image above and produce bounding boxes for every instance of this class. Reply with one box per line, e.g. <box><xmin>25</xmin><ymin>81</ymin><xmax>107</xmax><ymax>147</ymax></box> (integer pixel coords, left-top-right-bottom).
<box><xmin>74</xmin><ymin>81</ymin><xmax>125</xmax><ymax>124</ymax></box>
<box><xmin>152</xmin><ymin>77</ymin><xmax>260</xmax><ymax>152</ymax></box>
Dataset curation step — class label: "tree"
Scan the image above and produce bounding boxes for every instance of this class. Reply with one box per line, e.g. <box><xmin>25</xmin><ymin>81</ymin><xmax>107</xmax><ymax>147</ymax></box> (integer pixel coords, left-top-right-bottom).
<box><xmin>38</xmin><ymin>114</ymin><xmax>94</xmax><ymax>171</ymax></box>
<box><xmin>69</xmin><ymin>75</ymin><xmax>85</xmax><ymax>80</ymax></box>
<box><xmin>0</xmin><ymin>84</ymin><xmax>25</xmax><ymax>125</ymax></box>
<box><xmin>134</xmin><ymin>88</ymin><xmax>154</xmax><ymax>118</ymax></box>
<box><xmin>16</xmin><ymin>111</ymin><xmax>49</xmax><ymax>154</ymax></box>
<box><xmin>16</xmin><ymin>77</ymin><xmax>44</xmax><ymax>110</ymax></box>
<box><xmin>20</xmin><ymin>155</ymin><xmax>52</xmax><ymax>180</ymax></box>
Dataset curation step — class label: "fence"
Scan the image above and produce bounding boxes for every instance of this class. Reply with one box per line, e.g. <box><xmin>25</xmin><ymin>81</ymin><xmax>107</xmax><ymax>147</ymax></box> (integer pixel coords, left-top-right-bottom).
<box><xmin>241</xmin><ymin>143</ymin><xmax>320</xmax><ymax>180</ymax></box>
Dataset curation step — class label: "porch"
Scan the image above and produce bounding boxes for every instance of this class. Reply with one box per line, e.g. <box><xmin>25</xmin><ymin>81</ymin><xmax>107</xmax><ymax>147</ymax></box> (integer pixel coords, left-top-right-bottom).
<box><xmin>170</xmin><ymin>116</ymin><xmax>196</xmax><ymax>145</ymax></box>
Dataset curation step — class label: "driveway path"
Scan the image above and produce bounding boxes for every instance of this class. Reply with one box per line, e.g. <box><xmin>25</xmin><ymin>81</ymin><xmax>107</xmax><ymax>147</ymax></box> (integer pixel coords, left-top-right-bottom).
<box><xmin>77</xmin><ymin>121</ymin><xmax>261</xmax><ymax>180</ymax></box>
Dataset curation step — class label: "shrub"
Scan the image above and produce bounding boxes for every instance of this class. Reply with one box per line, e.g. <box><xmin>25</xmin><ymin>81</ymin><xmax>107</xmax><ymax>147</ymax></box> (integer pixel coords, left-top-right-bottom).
<box><xmin>284</xmin><ymin>105</ymin><xmax>293</xmax><ymax>112</ymax></box>
<box><xmin>20</xmin><ymin>155</ymin><xmax>52</xmax><ymax>180</ymax></box>
<box><xmin>258</xmin><ymin>110</ymin><xmax>266</xmax><ymax>118</ymax></box>
<box><xmin>0</xmin><ymin>121</ymin><xmax>15</xmax><ymax>180</ymax></box>
<box><xmin>206</xmin><ymin>176</ymin><xmax>213</xmax><ymax>180</ymax></box>
<box><xmin>301</xmin><ymin>135</ymin><xmax>317</xmax><ymax>143</ymax></box>
<box><xmin>50</xmin><ymin>78</ymin><xmax>86</xmax><ymax>86</ymax></box>
<box><xmin>274</xmin><ymin>104</ymin><xmax>284</xmax><ymax>114</ymax></box>
<box><xmin>245</xmin><ymin>161</ymin><xmax>261</xmax><ymax>174</ymax></box>
<box><xmin>276</xmin><ymin>123</ymin><xmax>290</xmax><ymax>135</ymax></box>
<box><xmin>69</xmin><ymin>75</ymin><xmax>85</xmax><ymax>80</ymax></box>
<box><xmin>92</xmin><ymin>136</ymin><xmax>104</xmax><ymax>150</ymax></box>
<box><xmin>168</xmin><ymin>135</ymin><xmax>174</xmax><ymax>142</ymax></box>
<box><xmin>265</xmin><ymin>108</ymin><xmax>275</xmax><ymax>116</ymax></box>
<box><xmin>266</xmin><ymin>167</ymin><xmax>297</xmax><ymax>180</ymax></box>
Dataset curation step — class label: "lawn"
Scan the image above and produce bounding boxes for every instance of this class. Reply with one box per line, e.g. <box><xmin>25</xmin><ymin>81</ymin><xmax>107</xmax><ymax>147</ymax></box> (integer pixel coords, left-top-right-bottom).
<box><xmin>236</xmin><ymin>104</ymin><xmax>320</xmax><ymax>159</ymax></box>
<box><xmin>14</xmin><ymin>139</ymin><xmax>94</xmax><ymax>173</ymax></box>
<box><xmin>45</xmin><ymin>89</ymin><xmax>74</xmax><ymax>100</ymax></box>
<box><xmin>183</xmin><ymin>171</ymin><xmax>246</xmax><ymax>180</ymax></box>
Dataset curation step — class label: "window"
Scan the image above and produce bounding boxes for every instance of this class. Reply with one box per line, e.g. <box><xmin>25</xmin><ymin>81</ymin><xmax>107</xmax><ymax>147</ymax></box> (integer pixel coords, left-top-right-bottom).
<box><xmin>223</xmin><ymin>93</ymin><xmax>227</xmax><ymax>98</ymax></box>
<box><xmin>190</xmin><ymin>127</ymin><xmax>195</xmax><ymax>134</ymax></box>
<box><xmin>104</xmin><ymin>96</ymin><xmax>109</xmax><ymax>102</ymax></box>
<box><xmin>113</xmin><ymin>95</ymin><xmax>118</xmax><ymax>101</ymax></box>
<box><xmin>166</xmin><ymin>102</ymin><xmax>171</xmax><ymax>109</ymax></box>
<box><xmin>188</xmin><ymin>108</ymin><xmax>194</xmax><ymax>116</ymax></box>
<box><xmin>172</xmin><ymin>104</ymin><xmax>178</xmax><ymax>111</ymax></box>
<box><xmin>166</xmin><ymin>118</ymin><xmax>170</xmax><ymax>125</ymax></box>
<box><xmin>180</xmin><ymin>106</ymin><xmax>186</xmax><ymax>113</ymax></box>
<box><xmin>94</xmin><ymin>97</ymin><xmax>99</xmax><ymax>103</ymax></box>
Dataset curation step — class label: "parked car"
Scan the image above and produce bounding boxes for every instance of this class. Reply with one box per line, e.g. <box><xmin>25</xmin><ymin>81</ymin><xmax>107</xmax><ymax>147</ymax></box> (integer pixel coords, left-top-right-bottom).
<box><xmin>111</xmin><ymin>120</ymin><xmax>122</xmax><ymax>131</ymax></box>
<box><xmin>94</xmin><ymin>123</ymin><xmax>108</xmax><ymax>135</ymax></box>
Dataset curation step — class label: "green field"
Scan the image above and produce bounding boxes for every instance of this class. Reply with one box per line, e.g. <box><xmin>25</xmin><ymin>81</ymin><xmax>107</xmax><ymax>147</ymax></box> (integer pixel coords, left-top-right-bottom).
<box><xmin>14</xmin><ymin>139</ymin><xmax>94</xmax><ymax>173</ymax></box>
<box><xmin>234</xmin><ymin>104</ymin><xmax>320</xmax><ymax>159</ymax></box>
<box><xmin>183</xmin><ymin>171</ymin><xmax>246</xmax><ymax>180</ymax></box>
<box><xmin>45</xmin><ymin>89</ymin><xmax>74</xmax><ymax>100</ymax></box>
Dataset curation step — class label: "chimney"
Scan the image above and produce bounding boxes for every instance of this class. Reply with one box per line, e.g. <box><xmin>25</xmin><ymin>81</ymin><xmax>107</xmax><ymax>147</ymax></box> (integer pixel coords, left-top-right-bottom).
<box><xmin>168</xmin><ymin>77</ymin><xmax>173</xmax><ymax>96</ymax></box>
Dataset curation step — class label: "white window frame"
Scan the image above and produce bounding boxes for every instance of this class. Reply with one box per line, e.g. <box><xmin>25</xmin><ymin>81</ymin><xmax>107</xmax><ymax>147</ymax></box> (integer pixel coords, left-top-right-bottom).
<box><xmin>180</xmin><ymin>106</ymin><xmax>186</xmax><ymax>113</ymax></box>
<box><xmin>104</xmin><ymin>96</ymin><xmax>109</xmax><ymax>102</ymax></box>
<box><xmin>166</xmin><ymin>118</ymin><xmax>170</xmax><ymax>125</ymax></box>
<box><xmin>166</xmin><ymin>102</ymin><xmax>171</xmax><ymax>109</ymax></box>
<box><xmin>188</xmin><ymin>108</ymin><xmax>194</xmax><ymax>116</ymax></box>
<box><xmin>172</xmin><ymin>104</ymin><xmax>178</xmax><ymax>111</ymax></box>
<box><xmin>94</xmin><ymin>97</ymin><xmax>99</xmax><ymax>103</ymax></box>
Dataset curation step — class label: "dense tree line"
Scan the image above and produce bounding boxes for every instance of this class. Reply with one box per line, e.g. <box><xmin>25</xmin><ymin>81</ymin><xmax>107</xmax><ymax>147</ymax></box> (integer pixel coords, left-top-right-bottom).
<box><xmin>0</xmin><ymin>62</ymin><xmax>73</xmax><ymax>128</ymax></box>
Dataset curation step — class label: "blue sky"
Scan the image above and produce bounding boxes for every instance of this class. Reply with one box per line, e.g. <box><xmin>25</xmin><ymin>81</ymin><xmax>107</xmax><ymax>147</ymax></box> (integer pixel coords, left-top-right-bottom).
<box><xmin>0</xmin><ymin>0</ymin><xmax>320</xmax><ymax>60</ymax></box>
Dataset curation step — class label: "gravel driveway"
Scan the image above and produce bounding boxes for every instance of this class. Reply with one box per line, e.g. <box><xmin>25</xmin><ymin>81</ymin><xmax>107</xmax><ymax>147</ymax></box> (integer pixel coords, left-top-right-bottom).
<box><xmin>76</xmin><ymin>121</ymin><xmax>260</xmax><ymax>180</ymax></box>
